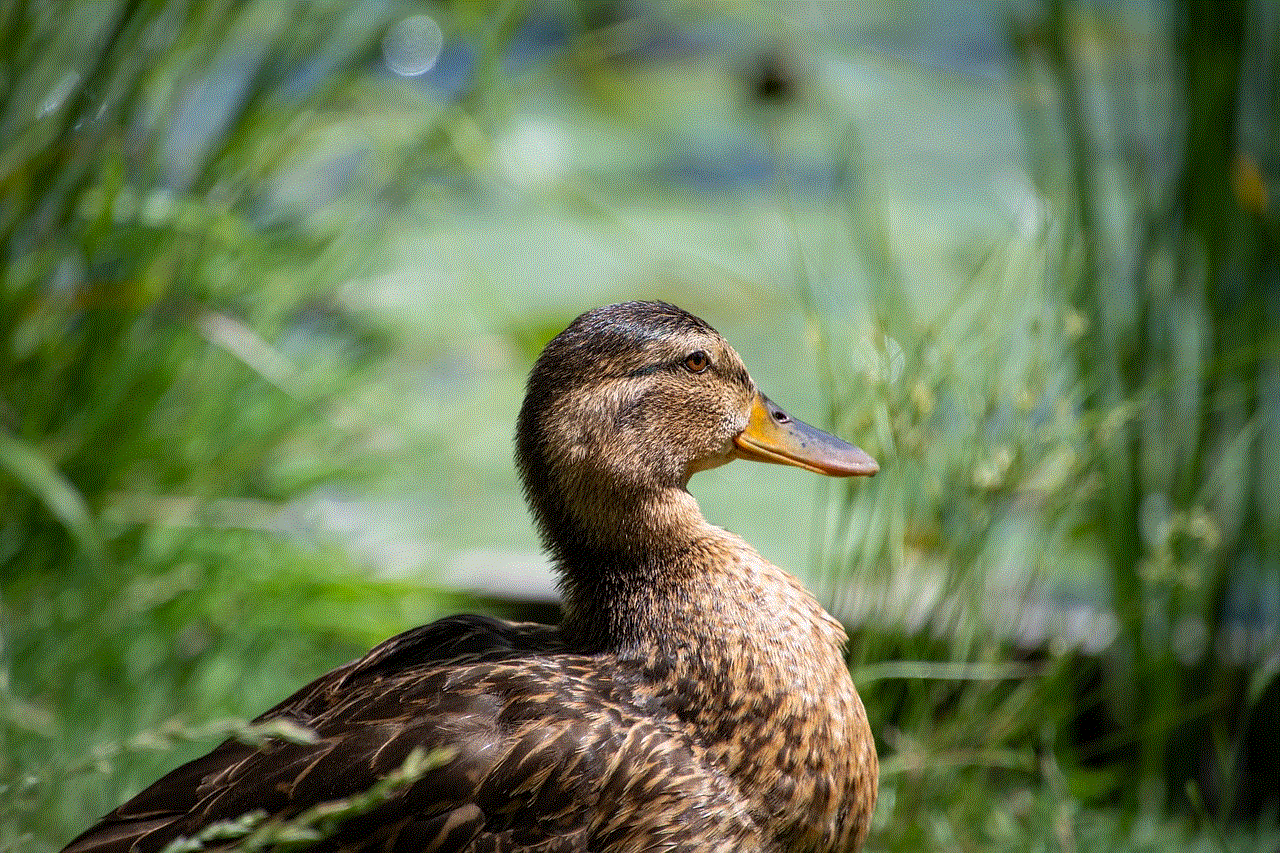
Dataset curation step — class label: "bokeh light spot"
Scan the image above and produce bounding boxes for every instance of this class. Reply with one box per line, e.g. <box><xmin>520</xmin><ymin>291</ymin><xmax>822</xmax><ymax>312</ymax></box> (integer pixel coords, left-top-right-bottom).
<box><xmin>383</xmin><ymin>14</ymin><xmax>444</xmax><ymax>77</ymax></box>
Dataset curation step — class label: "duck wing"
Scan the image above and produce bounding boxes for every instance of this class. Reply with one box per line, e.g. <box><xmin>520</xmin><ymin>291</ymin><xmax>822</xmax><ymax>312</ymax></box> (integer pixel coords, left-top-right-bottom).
<box><xmin>63</xmin><ymin>615</ymin><xmax>765</xmax><ymax>853</ymax></box>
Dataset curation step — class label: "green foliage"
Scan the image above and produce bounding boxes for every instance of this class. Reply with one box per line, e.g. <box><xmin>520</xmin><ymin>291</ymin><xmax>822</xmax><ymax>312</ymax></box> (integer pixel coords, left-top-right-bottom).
<box><xmin>0</xmin><ymin>2</ymin><xmax>477</xmax><ymax>849</ymax></box>
<box><xmin>1009</xmin><ymin>0</ymin><xmax>1280</xmax><ymax>816</ymax></box>
<box><xmin>807</xmin><ymin>0</ymin><xmax>1279</xmax><ymax>846</ymax></box>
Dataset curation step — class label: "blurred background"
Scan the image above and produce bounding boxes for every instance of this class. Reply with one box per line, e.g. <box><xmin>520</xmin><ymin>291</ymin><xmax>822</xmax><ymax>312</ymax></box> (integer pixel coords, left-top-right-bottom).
<box><xmin>2</xmin><ymin>1</ymin><xmax>1277</xmax><ymax>850</ymax></box>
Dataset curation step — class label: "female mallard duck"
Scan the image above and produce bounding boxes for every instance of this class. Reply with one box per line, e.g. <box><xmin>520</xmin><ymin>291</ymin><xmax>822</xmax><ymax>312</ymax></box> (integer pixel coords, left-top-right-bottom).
<box><xmin>65</xmin><ymin>301</ymin><xmax>879</xmax><ymax>853</ymax></box>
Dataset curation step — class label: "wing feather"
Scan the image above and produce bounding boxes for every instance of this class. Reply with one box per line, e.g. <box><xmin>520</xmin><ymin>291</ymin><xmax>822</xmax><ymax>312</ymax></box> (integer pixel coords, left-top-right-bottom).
<box><xmin>62</xmin><ymin>616</ymin><xmax>765</xmax><ymax>853</ymax></box>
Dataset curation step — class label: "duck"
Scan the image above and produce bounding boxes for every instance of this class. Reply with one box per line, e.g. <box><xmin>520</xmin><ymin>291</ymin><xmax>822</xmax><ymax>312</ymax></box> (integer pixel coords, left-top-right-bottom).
<box><xmin>64</xmin><ymin>300</ymin><xmax>880</xmax><ymax>853</ymax></box>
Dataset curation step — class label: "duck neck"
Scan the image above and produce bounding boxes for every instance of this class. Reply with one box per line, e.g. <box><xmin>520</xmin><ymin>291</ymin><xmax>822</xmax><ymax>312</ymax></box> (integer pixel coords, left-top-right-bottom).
<box><xmin>545</xmin><ymin>484</ymin><xmax>710</xmax><ymax>650</ymax></box>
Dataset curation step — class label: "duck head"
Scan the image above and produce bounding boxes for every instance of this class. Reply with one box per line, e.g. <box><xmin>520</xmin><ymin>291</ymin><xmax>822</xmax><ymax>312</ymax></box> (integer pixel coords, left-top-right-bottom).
<box><xmin>515</xmin><ymin>302</ymin><xmax>876</xmax><ymax>563</ymax></box>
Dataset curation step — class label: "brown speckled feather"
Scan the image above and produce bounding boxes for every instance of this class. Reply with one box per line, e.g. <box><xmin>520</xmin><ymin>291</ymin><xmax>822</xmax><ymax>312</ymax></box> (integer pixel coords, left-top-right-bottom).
<box><xmin>66</xmin><ymin>616</ymin><xmax>769</xmax><ymax>853</ymax></box>
<box><xmin>64</xmin><ymin>302</ymin><xmax>877</xmax><ymax>853</ymax></box>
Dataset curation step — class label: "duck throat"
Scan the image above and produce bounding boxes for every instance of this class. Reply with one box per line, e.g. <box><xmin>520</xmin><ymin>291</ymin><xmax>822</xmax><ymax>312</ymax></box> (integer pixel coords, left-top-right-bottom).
<box><xmin>547</xmin><ymin>485</ymin><xmax>710</xmax><ymax>650</ymax></box>
<box><xmin>520</xmin><ymin>440</ymin><xmax>710</xmax><ymax>603</ymax></box>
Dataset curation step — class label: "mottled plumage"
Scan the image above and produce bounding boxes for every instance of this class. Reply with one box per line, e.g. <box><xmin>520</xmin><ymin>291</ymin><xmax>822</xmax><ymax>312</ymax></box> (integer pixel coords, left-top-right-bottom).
<box><xmin>65</xmin><ymin>301</ymin><xmax>879</xmax><ymax>853</ymax></box>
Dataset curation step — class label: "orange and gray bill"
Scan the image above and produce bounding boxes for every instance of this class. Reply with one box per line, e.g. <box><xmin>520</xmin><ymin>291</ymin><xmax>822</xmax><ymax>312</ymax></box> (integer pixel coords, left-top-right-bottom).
<box><xmin>733</xmin><ymin>393</ymin><xmax>878</xmax><ymax>477</ymax></box>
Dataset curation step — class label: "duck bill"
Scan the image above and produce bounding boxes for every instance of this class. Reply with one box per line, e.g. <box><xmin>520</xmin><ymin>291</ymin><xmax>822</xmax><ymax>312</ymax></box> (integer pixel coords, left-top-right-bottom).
<box><xmin>733</xmin><ymin>393</ymin><xmax>878</xmax><ymax>477</ymax></box>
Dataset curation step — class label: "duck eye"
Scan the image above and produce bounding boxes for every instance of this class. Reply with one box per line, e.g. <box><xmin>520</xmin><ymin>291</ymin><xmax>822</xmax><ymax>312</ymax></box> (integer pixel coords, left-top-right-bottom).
<box><xmin>683</xmin><ymin>351</ymin><xmax>709</xmax><ymax>373</ymax></box>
